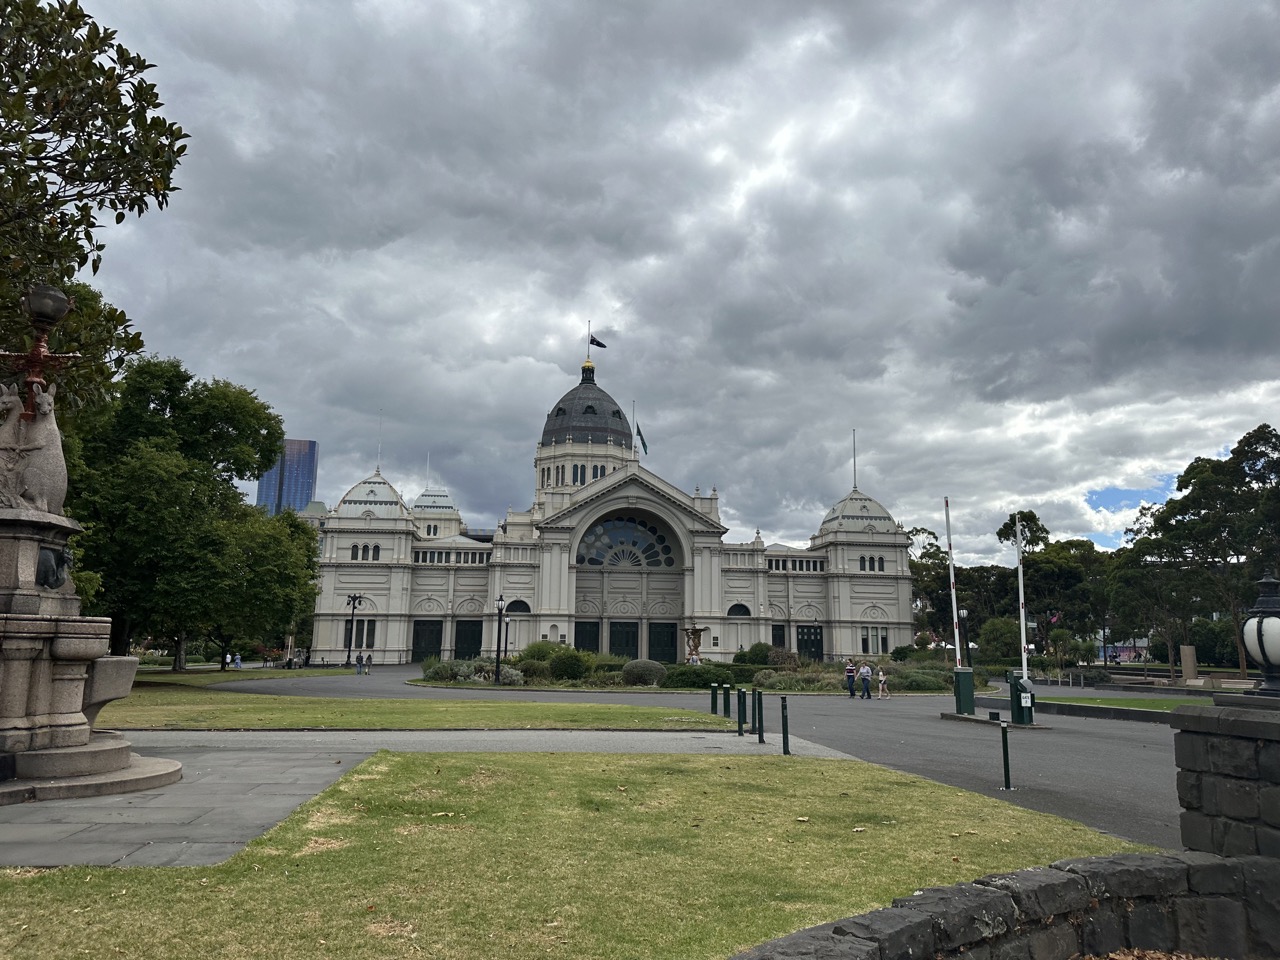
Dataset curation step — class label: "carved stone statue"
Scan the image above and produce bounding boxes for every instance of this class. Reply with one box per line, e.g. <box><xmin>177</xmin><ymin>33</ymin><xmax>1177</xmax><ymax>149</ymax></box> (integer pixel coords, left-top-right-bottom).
<box><xmin>21</xmin><ymin>382</ymin><xmax>67</xmax><ymax>515</ymax></box>
<box><xmin>684</xmin><ymin>620</ymin><xmax>709</xmax><ymax>661</ymax></box>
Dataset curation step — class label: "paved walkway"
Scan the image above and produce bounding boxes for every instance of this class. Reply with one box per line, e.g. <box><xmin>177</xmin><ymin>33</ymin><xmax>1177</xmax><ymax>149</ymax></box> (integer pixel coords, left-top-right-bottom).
<box><xmin>0</xmin><ymin>666</ymin><xmax>1184</xmax><ymax>866</ymax></box>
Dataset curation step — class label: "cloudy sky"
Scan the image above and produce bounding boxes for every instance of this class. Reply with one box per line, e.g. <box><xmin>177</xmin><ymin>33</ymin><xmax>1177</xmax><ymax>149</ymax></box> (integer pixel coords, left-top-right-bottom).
<box><xmin>88</xmin><ymin>0</ymin><xmax>1280</xmax><ymax>564</ymax></box>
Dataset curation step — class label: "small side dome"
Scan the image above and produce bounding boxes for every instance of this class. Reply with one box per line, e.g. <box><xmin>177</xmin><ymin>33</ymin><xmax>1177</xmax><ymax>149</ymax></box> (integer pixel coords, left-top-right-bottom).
<box><xmin>820</xmin><ymin>488</ymin><xmax>897</xmax><ymax>533</ymax></box>
<box><xmin>413</xmin><ymin>486</ymin><xmax>459</xmax><ymax>513</ymax></box>
<box><xmin>336</xmin><ymin>469</ymin><xmax>409</xmax><ymax>519</ymax></box>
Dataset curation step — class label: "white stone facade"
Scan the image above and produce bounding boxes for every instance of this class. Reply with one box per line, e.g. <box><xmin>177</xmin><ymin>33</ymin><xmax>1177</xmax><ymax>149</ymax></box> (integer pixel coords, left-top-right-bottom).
<box><xmin>307</xmin><ymin>360</ymin><xmax>912</xmax><ymax>665</ymax></box>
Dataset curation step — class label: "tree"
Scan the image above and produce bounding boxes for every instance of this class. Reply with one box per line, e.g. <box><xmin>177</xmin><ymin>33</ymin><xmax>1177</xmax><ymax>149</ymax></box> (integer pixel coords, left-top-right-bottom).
<box><xmin>71</xmin><ymin>358</ymin><xmax>290</xmax><ymax>659</ymax></box>
<box><xmin>996</xmin><ymin>510</ymin><xmax>1050</xmax><ymax>552</ymax></box>
<box><xmin>1</xmin><ymin>0</ymin><xmax>187</xmax><ymax>318</ymax></box>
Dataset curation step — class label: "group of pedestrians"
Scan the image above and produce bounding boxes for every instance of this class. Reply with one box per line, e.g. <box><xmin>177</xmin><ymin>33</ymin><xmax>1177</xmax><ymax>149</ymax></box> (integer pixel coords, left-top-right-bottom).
<box><xmin>354</xmin><ymin>653</ymin><xmax>372</xmax><ymax>675</ymax></box>
<box><xmin>844</xmin><ymin>659</ymin><xmax>889</xmax><ymax>700</ymax></box>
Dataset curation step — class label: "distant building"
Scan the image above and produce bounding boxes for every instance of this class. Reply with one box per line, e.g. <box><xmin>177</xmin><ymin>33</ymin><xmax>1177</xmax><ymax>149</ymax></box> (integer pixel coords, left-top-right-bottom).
<box><xmin>256</xmin><ymin>439</ymin><xmax>318</xmax><ymax>515</ymax></box>
<box><xmin>305</xmin><ymin>357</ymin><xmax>913</xmax><ymax>666</ymax></box>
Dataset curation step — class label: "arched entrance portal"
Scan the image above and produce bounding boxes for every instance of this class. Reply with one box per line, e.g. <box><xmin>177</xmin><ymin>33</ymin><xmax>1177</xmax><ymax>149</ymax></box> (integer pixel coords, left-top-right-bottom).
<box><xmin>573</xmin><ymin>512</ymin><xmax>685</xmax><ymax>663</ymax></box>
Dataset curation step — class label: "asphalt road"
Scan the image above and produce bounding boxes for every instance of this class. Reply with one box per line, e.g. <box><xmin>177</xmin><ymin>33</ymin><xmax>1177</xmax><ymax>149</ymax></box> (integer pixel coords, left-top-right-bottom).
<box><xmin>209</xmin><ymin>665</ymin><xmax>1181</xmax><ymax>849</ymax></box>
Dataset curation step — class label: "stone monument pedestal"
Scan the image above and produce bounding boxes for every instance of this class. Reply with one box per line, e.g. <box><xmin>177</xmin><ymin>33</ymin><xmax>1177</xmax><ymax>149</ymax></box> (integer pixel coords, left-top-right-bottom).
<box><xmin>0</xmin><ymin>509</ymin><xmax>181</xmax><ymax>803</ymax></box>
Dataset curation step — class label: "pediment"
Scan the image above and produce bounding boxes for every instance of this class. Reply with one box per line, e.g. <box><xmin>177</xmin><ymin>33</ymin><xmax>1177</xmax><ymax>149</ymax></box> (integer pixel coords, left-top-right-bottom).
<box><xmin>539</xmin><ymin>466</ymin><xmax>727</xmax><ymax>536</ymax></box>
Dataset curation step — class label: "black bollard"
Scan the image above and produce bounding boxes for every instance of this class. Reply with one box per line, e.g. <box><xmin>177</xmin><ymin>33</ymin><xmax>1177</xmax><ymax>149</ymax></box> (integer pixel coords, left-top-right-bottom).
<box><xmin>749</xmin><ymin>686</ymin><xmax>757</xmax><ymax>734</ymax></box>
<box><xmin>781</xmin><ymin>695</ymin><xmax>791</xmax><ymax>755</ymax></box>
<box><xmin>737</xmin><ymin>688</ymin><xmax>746</xmax><ymax>736</ymax></box>
<box><xmin>1001</xmin><ymin>720</ymin><xmax>1013</xmax><ymax>791</ymax></box>
<box><xmin>756</xmin><ymin>689</ymin><xmax>765</xmax><ymax>743</ymax></box>
<box><xmin>710</xmin><ymin>683</ymin><xmax>718</xmax><ymax>713</ymax></box>
<box><xmin>722</xmin><ymin>683</ymin><xmax>731</xmax><ymax>718</ymax></box>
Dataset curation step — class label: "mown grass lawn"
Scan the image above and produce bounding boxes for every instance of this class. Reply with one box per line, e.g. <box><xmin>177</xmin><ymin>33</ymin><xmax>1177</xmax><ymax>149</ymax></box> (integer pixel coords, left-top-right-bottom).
<box><xmin>0</xmin><ymin>752</ymin><xmax>1149</xmax><ymax>960</ymax></box>
<box><xmin>100</xmin><ymin>683</ymin><xmax>735</xmax><ymax>731</ymax></box>
<box><xmin>1035</xmin><ymin>695</ymin><xmax>1204</xmax><ymax>711</ymax></box>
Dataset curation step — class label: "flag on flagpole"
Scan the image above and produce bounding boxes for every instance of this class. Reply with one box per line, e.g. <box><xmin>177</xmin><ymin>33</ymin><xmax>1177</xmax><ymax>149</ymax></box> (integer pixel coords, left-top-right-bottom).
<box><xmin>636</xmin><ymin>423</ymin><xmax>648</xmax><ymax>455</ymax></box>
<box><xmin>589</xmin><ymin>334</ymin><xmax>607</xmax><ymax>348</ymax></box>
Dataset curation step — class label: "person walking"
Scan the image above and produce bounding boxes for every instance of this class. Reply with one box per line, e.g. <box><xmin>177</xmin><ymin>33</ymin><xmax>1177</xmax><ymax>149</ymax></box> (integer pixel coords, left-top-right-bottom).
<box><xmin>844</xmin><ymin>659</ymin><xmax>857</xmax><ymax>698</ymax></box>
<box><xmin>363</xmin><ymin>654</ymin><xmax>372</xmax><ymax>675</ymax></box>
<box><xmin>858</xmin><ymin>661</ymin><xmax>873</xmax><ymax>699</ymax></box>
<box><xmin>233</xmin><ymin>653</ymin><xmax>241</xmax><ymax>669</ymax></box>
<box><xmin>354</xmin><ymin>653</ymin><xmax>363</xmax><ymax>675</ymax></box>
<box><xmin>877</xmin><ymin>667</ymin><xmax>889</xmax><ymax>699</ymax></box>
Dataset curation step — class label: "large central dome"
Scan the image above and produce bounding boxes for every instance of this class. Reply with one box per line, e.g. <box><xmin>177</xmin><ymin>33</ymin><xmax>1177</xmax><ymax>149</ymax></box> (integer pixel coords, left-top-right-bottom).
<box><xmin>540</xmin><ymin>359</ymin><xmax>633</xmax><ymax>449</ymax></box>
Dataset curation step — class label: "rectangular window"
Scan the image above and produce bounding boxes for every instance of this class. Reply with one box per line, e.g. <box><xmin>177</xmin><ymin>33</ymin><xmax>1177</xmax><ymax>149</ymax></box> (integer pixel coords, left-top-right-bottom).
<box><xmin>861</xmin><ymin>626</ymin><xmax>869</xmax><ymax>655</ymax></box>
<box><xmin>355</xmin><ymin>620</ymin><xmax>366</xmax><ymax>649</ymax></box>
<box><xmin>366</xmin><ymin>621</ymin><xmax>376</xmax><ymax>649</ymax></box>
<box><xmin>880</xmin><ymin>628</ymin><xmax>888</xmax><ymax>654</ymax></box>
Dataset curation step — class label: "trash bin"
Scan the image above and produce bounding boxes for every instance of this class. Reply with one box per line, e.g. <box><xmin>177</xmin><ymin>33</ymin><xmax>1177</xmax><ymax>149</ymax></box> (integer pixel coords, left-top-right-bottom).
<box><xmin>953</xmin><ymin>667</ymin><xmax>975</xmax><ymax>715</ymax></box>
<box><xmin>1008</xmin><ymin>671</ymin><xmax>1035</xmax><ymax>725</ymax></box>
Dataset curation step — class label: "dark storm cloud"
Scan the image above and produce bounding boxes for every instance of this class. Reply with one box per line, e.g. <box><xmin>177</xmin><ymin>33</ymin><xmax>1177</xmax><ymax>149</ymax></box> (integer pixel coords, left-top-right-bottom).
<box><xmin>88</xmin><ymin>0</ymin><xmax>1280</xmax><ymax>563</ymax></box>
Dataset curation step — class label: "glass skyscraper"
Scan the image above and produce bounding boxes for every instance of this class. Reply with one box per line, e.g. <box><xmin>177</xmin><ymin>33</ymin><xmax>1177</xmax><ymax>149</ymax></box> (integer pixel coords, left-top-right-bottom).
<box><xmin>256</xmin><ymin>439</ymin><xmax>319</xmax><ymax>515</ymax></box>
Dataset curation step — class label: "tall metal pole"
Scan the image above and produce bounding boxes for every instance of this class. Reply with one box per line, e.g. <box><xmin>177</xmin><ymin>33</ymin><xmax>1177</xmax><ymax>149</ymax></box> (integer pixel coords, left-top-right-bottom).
<box><xmin>493</xmin><ymin>594</ymin><xmax>506</xmax><ymax>686</ymax></box>
<box><xmin>345</xmin><ymin>594</ymin><xmax>364</xmax><ymax>667</ymax></box>
<box><xmin>1016</xmin><ymin>518</ymin><xmax>1030</xmax><ymax>680</ymax></box>
<box><xmin>944</xmin><ymin>498</ymin><xmax>962</xmax><ymax>668</ymax></box>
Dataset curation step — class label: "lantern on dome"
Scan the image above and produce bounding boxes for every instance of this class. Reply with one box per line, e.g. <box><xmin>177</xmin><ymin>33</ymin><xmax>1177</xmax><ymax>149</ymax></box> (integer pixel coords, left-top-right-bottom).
<box><xmin>1242</xmin><ymin>571</ymin><xmax>1280</xmax><ymax>696</ymax></box>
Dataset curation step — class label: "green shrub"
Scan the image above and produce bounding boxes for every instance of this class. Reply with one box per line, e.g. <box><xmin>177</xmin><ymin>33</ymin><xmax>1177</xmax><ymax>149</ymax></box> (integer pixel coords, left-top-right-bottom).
<box><xmin>766</xmin><ymin>647</ymin><xmax>800</xmax><ymax>668</ymax></box>
<box><xmin>890</xmin><ymin>645</ymin><xmax>912</xmax><ymax>662</ymax></box>
<box><xmin>1065</xmin><ymin>667</ymin><xmax>1112</xmax><ymax>686</ymax></box>
<box><xmin>518</xmin><ymin>658</ymin><xmax>551</xmax><ymax>681</ymax></box>
<box><xmin>752</xmin><ymin>669</ymin><xmax>777</xmax><ymax>685</ymax></box>
<box><xmin>893</xmin><ymin>670</ymin><xmax>950</xmax><ymax>691</ymax></box>
<box><xmin>734</xmin><ymin>642</ymin><xmax>773</xmax><ymax>665</ymax></box>
<box><xmin>419</xmin><ymin>656</ymin><xmax>441</xmax><ymax>678</ymax></box>
<box><xmin>622</xmin><ymin>658</ymin><xmax>667</xmax><ymax>686</ymax></box>
<box><xmin>592</xmin><ymin>653</ymin><xmax>628</xmax><ymax>673</ymax></box>
<box><xmin>549</xmin><ymin>648</ymin><xmax>589</xmax><ymax>681</ymax></box>
<box><xmin>517</xmin><ymin>641</ymin><xmax>562</xmax><ymax>663</ymax></box>
<box><xmin>496</xmin><ymin>665</ymin><xmax>525</xmax><ymax>686</ymax></box>
<box><xmin>423</xmin><ymin>659</ymin><xmax>477</xmax><ymax>682</ymax></box>
<box><xmin>659</xmin><ymin>664</ymin><xmax>733</xmax><ymax>689</ymax></box>
<box><xmin>585</xmin><ymin>670</ymin><xmax>625</xmax><ymax>687</ymax></box>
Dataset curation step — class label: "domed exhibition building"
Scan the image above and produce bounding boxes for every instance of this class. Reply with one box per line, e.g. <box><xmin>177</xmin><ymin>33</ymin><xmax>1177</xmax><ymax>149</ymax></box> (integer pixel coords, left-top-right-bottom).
<box><xmin>305</xmin><ymin>357</ymin><xmax>913</xmax><ymax>665</ymax></box>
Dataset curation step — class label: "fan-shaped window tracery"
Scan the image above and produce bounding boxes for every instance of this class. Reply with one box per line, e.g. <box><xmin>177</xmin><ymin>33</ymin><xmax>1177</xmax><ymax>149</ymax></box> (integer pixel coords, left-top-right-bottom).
<box><xmin>576</xmin><ymin>515</ymin><xmax>678</xmax><ymax>568</ymax></box>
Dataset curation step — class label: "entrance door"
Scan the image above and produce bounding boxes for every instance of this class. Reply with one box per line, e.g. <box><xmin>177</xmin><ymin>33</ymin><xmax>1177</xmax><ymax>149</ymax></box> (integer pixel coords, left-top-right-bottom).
<box><xmin>609</xmin><ymin>621</ymin><xmax>639</xmax><ymax>660</ymax></box>
<box><xmin>411</xmin><ymin>620</ymin><xmax>443</xmax><ymax>662</ymax></box>
<box><xmin>797</xmin><ymin>624</ymin><xmax>824</xmax><ymax>662</ymax></box>
<box><xmin>771</xmin><ymin>623</ymin><xmax>786</xmax><ymax>648</ymax></box>
<box><xmin>648</xmin><ymin>622</ymin><xmax>677</xmax><ymax>663</ymax></box>
<box><xmin>575</xmin><ymin>621</ymin><xmax>600</xmax><ymax>653</ymax></box>
<box><xmin>455</xmin><ymin>620</ymin><xmax>483</xmax><ymax>660</ymax></box>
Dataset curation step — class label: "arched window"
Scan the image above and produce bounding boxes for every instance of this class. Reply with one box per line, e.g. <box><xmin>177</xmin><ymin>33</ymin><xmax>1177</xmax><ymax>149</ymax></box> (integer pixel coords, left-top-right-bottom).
<box><xmin>877</xmin><ymin>556</ymin><xmax>884</xmax><ymax>572</ymax></box>
<box><xmin>555</xmin><ymin>407</ymin><xmax>566</xmax><ymax>416</ymax></box>
<box><xmin>859</xmin><ymin>556</ymin><xmax>867</xmax><ymax>571</ymax></box>
<box><xmin>576</xmin><ymin>515</ymin><xmax>679</xmax><ymax>568</ymax></box>
<box><xmin>579</xmin><ymin>464</ymin><xmax>586</xmax><ymax>484</ymax></box>
<box><xmin>361</xmin><ymin>544</ymin><xmax>370</xmax><ymax>561</ymax></box>
<box><xmin>505</xmin><ymin>599</ymin><xmax>531</xmax><ymax>614</ymax></box>
<box><xmin>572</xmin><ymin>464</ymin><xmax>579</xmax><ymax>484</ymax></box>
<box><xmin>583</xmin><ymin>405</ymin><xmax>596</xmax><ymax>415</ymax></box>
<box><xmin>350</xmin><ymin>544</ymin><xmax>359</xmax><ymax>561</ymax></box>
<box><xmin>372</xmin><ymin>545</ymin><xmax>381</xmax><ymax>561</ymax></box>
<box><xmin>727</xmin><ymin>603</ymin><xmax>751</xmax><ymax>617</ymax></box>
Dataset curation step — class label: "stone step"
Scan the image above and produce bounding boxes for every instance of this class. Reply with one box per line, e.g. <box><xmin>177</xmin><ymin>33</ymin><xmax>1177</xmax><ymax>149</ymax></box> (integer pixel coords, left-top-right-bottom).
<box><xmin>0</xmin><ymin>753</ymin><xmax>182</xmax><ymax>805</ymax></box>
<box><xmin>12</xmin><ymin>731</ymin><xmax>133</xmax><ymax>779</ymax></box>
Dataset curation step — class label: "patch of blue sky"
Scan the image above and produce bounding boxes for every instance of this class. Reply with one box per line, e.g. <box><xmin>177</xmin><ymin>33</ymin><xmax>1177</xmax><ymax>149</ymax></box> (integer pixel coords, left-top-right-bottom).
<box><xmin>1085</xmin><ymin>475</ymin><xmax>1177</xmax><ymax>513</ymax></box>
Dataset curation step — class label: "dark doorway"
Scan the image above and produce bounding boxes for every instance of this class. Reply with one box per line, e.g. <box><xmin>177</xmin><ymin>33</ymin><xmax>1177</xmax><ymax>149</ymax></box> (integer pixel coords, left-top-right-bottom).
<box><xmin>648</xmin><ymin>622</ymin><xmax>678</xmax><ymax>663</ymax></box>
<box><xmin>610</xmin><ymin>621</ymin><xmax>639</xmax><ymax>660</ymax></box>
<box><xmin>771</xmin><ymin>623</ymin><xmax>786</xmax><ymax>648</ymax></box>
<box><xmin>411</xmin><ymin>620</ymin><xmax>443</xmax><ymax>662</ymax></box>
<box><xmin>797</xmin><ymin>624</ymin><xmax>824</xmax><ymax>662</ymax></box>
<box><xmin>574</xmin><ymin>621</ymin><xmax>600</xmax><ymax>653</ymax></box>
<box><xmin>455</xmin><ymin>620</ymin><xmax>483</xmax><ymax>660</ymax></box>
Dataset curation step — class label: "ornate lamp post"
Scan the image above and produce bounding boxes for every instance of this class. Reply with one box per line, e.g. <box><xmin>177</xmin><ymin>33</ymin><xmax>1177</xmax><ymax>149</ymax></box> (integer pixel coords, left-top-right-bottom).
<box><xmin>345</xmin><ymin>594</ymin><xmax>365</xmax><ymax>667</ymax></box>
<box><xmin>493</xmin><ymin>594</ymin><xmax>506</xmax><ymax>686</ymax></box>
<box><xmin>1243</xmin><ymin>571</ymin><xmax>1280</xmax><ymax>697</ymax></box>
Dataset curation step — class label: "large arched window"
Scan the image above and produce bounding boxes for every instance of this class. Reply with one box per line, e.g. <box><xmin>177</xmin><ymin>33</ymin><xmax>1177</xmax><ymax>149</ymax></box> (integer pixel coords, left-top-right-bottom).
<box><xmin>505</xmin><ymin>599</ymin><xmax>531</xmax><ymax>614</ymax></box>
<box><xmin>350</xmin><ymin>544</ymin><xmax>359</xmax><ymax>561</ymax></box>
<box><xmin>372</xmin><ymin>545</ymin><xmax>381</xmax><ymax>561</ymax></box>
<box><xmin>859</xmin><ymin>556</ymin><xmax>867</xmax><ymax>571</ymax></box>
<box><xmin>361</xmin><ymin>544</ymin><xmax>370</xmax><ymax>561</ymax></box>
<box><xmin>877</xmin><ymin>556</ymin><xmax>884</xmax><ymax>572</ymax></box>
<box><xmin>727</xmin><ymin>603</ymin><xmax>751</xmax><ymax>617</ymax></box>
<box><xmin>576</xmin><ymin>515</ymin><xmax>678</xmax><ymax>568</ymax></box>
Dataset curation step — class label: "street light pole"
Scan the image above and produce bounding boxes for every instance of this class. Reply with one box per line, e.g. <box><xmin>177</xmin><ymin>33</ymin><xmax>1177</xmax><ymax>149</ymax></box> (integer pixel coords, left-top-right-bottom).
<box><xmin>345</xmin><ymin>594</ymin><xmax>366</xmax><ymax>667</ymax></box>
<box><xmin>493</xmin><ymin>594</ymin><xmax>506</xmax><ymax>686</ymax></box>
